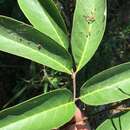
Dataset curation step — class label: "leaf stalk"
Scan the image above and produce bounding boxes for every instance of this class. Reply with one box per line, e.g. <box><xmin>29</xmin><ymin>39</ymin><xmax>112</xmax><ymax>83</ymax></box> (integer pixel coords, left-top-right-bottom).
<box><xmin>72</xmin><ymin>71</ymin><xmax>77</xmax><ymax>101</ymax></box>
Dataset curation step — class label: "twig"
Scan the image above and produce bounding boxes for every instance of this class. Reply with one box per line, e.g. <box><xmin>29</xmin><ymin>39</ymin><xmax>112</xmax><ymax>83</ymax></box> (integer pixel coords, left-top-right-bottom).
<box><xmin>72</xmin><ymin>71</ymin><xmax>77</xmax><ymax>101</ymax></box>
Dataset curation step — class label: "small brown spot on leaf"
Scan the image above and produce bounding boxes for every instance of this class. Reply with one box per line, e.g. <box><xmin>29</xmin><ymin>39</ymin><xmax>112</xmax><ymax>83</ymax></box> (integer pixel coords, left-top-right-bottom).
<box><xmin>37</xmin><ymin>44</ymin><xmax>42</xmax><ymax>50</ymax></box>
<box><xmin>83</xmin><ymin>15</ymin><xmax>96</xmax><ymax>24</ymax></box>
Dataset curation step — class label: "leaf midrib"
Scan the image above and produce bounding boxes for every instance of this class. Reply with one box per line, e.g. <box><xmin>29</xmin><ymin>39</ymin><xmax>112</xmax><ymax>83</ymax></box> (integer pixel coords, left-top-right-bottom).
<box><xmin>0</xmin><ymin>102</ymin><xmax>75</xmax><ymax>129</ymax></box>
<box><xmin>80</xmin><ymin>77</ymin><xmax>130</xmax><ymax>99</ymax></box>
<box><xmin>51</xmin><ymin>0</ymin><xmax>67</xmax><ymax>33</ymax></box>
<box><xmin>76</xmin><ymin>24</ymin><xmax>93</xmax><ymax>72</ymax></box>
<box><xmin>43</xmin><ymin>10</ymin><xmax>66</xmax><ymax>48</ymax></box>
<box><xmin>33</xmin><ymin>1</ymin><xmax>67</xmax><ymax>49</ymax></box>
<box><xmin>0</xmin><ymin>34</ymin><xmax>71</xmax><ymax>74</ymax></box>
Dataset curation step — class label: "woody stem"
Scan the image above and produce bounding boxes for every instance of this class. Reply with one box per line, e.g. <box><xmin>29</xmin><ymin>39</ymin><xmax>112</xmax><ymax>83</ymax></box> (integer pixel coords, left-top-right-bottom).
<box><xmin>72</xmin><ymin>71</ymin><xmax>77</xmax><ymax>101</ymax></box>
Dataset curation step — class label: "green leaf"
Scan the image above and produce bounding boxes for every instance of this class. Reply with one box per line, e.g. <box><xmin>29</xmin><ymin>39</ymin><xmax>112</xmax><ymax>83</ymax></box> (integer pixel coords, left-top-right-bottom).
<box><xmin>18</xmin><ymin>0</ymin><xmax>69</xmax><ymax>49</ymax></box>
<box><xmin>0</xmin><ymin>89</ymin><xmax>76</xmax><ymax>130</ymax></box>
<box><xmin>96</xmin><ymin>111</ymin><xmax>130</xmax><ymax>130</ymax></box>
<box><xmin>80</xmin><ymin>62</ymin><xmax>130</xmax><ymax>105</ymax></box>
<box><xmin>71</xmin><ymin>0</ymin><xmax>107</xmax><ymax>72</ymax></box>
<box><xmin>37</xmin><ymin>0</ymin><xmax>68</xmax><ymax>33</ymax></box>
<box><xmin>0</xmin><ymin>16</ymin><xmax>72</xmax><ymax>74</ymax></box>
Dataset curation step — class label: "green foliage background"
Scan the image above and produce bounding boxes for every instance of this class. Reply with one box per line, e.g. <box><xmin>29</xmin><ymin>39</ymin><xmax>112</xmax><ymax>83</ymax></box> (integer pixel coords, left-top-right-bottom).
<box><xmin>0</xmin><ymin>0</ymin><xmax>130</xmax><ymax>129</ymax></box>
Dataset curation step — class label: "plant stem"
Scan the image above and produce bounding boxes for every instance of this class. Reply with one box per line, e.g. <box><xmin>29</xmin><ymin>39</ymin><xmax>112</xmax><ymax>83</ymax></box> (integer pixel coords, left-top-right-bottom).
<box><xmin>72</xmin><ymin>71</ymin><xmax>77</xmax><ymax>101</ymax></box>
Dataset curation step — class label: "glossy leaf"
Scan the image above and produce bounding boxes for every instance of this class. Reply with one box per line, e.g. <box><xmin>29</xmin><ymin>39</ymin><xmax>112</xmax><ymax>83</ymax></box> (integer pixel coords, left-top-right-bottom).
<box><xmin>0</xmin><ymin>16</ymin><xmax>72</xmax><ymax>74</ymax></box>
<box><xmin>18</xmin><ymin>0</ymin><xmax>69</xmax><ymax>49</ymax></box>
<box><xmin>80</xmin><ymin>62</ymin><xmax>130</xmax><ymax>105</ymax></box>
<box><xmin>0</xmin><ymin>89</ymin><xmax>76</xmax><ymax>130</ymax></box>
<box><xmin>36</xmin><ymin>0</ymin><xmax>68</xmax><ymax>33</ymax></box>
<box><xmin>71</xmin><ymin>0</ymin><xmax>107</xmax><ymax>72</ymax></box>
<box><xmin>97</xmin><ymin>111</ymin><xmax>130</xmax><ymax>130</ymax></box>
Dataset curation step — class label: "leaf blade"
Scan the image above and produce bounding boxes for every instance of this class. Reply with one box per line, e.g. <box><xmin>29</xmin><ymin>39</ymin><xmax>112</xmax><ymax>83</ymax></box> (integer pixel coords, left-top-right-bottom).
<box><xmin>80</xmin><ymin>62</ymin><xmax>130</xmax><ymax>105</ymax></box>
<box><xmin>96</xmin><ymin>111</ymin><xmax>130</xmax><ymax>130</ymax></box>
<box><xmin>18</xmin><ymin>0</ymin><xmax>69</xmax><ymax>49</ymax></box>
<box><xmin>71</xmin><ymin>0</ymin><xmax>107</xmax><ymax>71</ymax></box>
<box><xmin>0</xmin><ymin>15</ymin><xmax>72</xmax><ymax>74</ymax></box>
<box><xmin>38</xmin><ymin>0</ymin><xmax>68</xmax><ymax>33</ymax></box>
<box><xmin>0</xmin><ymin>89</ymin><xmax>76</xmax><ymax>130</ymax></box>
